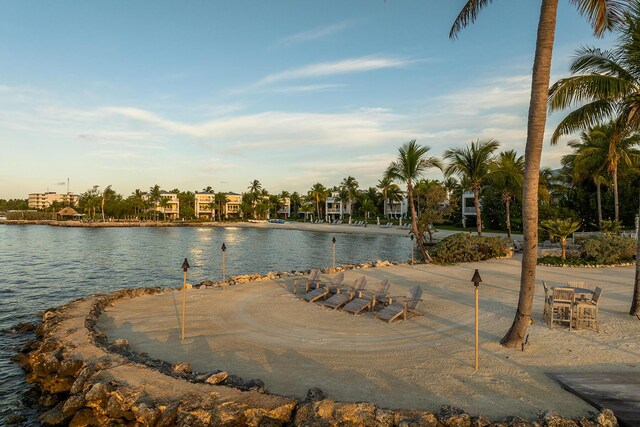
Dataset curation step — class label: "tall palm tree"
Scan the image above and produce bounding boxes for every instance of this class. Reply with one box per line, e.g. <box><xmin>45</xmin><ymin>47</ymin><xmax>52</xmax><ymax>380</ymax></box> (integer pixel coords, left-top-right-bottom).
<box><xmin>149</xmin><ymin>184</ymin><xmax>162</xmax><ymax>220</ymax></box>
<box><xmin>444</xmin><ymin>139</ymin><xmax>499</xmax><ymax>236</ymax></box>
<box><xmin>214</xmin><ymin>192</ymin><xmax>229</xmax><ymax>221</ymax></box>
<box><xmin>563</xmin><ymin>130</ymin><xmax>611</xmax><ymax>223</ymax></box>
<box><xmin>335</xmin><ymin>188</ymin><xmax>350</xmax><ymax>220</ymax></box>
<box><xmin>488</xmin><ymin>150</ymin><xmax>525</xmax><ymax>239</ymax></box>
<box><xmin>308</xmin><ymin>183</ymin><xmax>328</xmax><ymax>219</ymax></box>
<box><xmin>386</xmin><ymin>140</ymin><xmax>443</xmax><ymax>262</ymax></box>
<box><xmin>158</xmin><ymin>197</ymin><xmax>170</xmax><ymax>221</ymax></box>
<box><xmin>100</xmin><ymin>185</ymin><xmax>113</xmax><ymax>222</ymax></box>
<box><xmin>248</xmin><ymin>179</ymin><xmax>262</xmax><ymax>195</ymax></box>
<box><xmin>340</xmin><ymin>176</ymin><xmax>359</xmax><ymax>218</ymax></box>
<box><xmin>451</xmin><ymin>0</ymin><xmax>624</xmax><ymax>348</ymax></box>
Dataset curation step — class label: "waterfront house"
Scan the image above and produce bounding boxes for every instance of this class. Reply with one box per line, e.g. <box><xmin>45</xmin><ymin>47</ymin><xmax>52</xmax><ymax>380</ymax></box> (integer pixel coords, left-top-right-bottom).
<box><xmin>155</xmin><ymin>191</ymin><xmax>180</xmax><ymax>220</ymax></box>
<box><xmin>383</xmin><ymin>193</ymin><xmax>408</xmax><ymax>219</ymax></box>
<box><xmin>325</xmin><ymin>191</ymin><xmax>349</xmax><ymax>222</ymax></box>
<box><xmin>461</xmin><ymin>191</ymin><xmax>478</xmax><ymax>228</ymax></box>
<box><xmin>194</xmin><ymin>192</ymin><xmax>216</xmax><ymax>220</ymax></box>
<box><xmin>277</xmin><ymin>197</ymin><xmax>291</xmax><ymax>219</ymax></box>
<box><xmin>223</xmin><ymin>192</ymin><xmax>242</xmax><ymax>219</ymax></box>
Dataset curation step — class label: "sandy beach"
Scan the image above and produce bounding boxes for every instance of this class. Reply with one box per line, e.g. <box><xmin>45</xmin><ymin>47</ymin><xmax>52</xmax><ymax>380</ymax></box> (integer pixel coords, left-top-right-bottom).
<box><xmin>97</xmin><ymin>256</ymin><xmax>639</xmax><ymax>421</ymax></box>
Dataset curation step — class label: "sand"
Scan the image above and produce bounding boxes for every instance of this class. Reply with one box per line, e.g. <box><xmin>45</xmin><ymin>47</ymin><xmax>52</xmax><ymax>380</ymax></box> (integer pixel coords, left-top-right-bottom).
<box><xmin>97</xmin><ymin>256</ymin><xmax>640</xmax><ymax>421</ymax></box>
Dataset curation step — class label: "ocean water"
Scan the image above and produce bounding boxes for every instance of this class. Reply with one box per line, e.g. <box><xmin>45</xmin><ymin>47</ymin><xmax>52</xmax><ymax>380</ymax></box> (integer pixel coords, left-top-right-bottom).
<box><xmin>0</xmin><ymin>224</ymin><xmax>411</xmax><ymax>424</ymax></box>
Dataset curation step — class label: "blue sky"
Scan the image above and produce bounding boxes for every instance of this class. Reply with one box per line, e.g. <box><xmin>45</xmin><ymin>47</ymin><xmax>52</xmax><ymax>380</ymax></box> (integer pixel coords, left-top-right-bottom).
<box><xmin>0</xmin><ymin>1</ymin><xmax>618</xmax><ymax>199</ymax></box>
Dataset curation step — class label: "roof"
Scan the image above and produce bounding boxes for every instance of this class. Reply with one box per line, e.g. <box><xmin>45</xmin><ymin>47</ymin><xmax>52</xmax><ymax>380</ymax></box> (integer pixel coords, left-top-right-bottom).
<box><xmin>57</xmin><ymin>207</ymin><xmax>80</xmax><ymax>216</ymax></box>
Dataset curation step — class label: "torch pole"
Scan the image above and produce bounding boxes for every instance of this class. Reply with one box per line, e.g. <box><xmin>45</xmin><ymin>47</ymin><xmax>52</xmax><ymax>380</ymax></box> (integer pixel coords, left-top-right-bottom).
<box><xmin>475</xmin><ymin>284</ymin><xmax>479</xmax><ymax>370</ymax></box>
<box><xmin>181</xmin><ymin>269</ymin><xmax>187</xmax><ymax>340</ymax></box>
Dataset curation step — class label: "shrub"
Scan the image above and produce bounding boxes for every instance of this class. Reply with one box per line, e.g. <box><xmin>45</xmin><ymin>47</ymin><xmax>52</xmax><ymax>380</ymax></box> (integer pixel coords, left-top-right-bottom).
<box><xmin>580</xmin><ymin>235</ymin><xmax>636</xmax><ymax>264</ymax></box>
<box><xmin>431</xmin><ymin>233</ymin><xmax>509</xmax><ymax>264</ymax></box>
<box><xmin>537</xmin><ymin>256</ymin><xmax>592</xmax><ymax>267</ymax></box>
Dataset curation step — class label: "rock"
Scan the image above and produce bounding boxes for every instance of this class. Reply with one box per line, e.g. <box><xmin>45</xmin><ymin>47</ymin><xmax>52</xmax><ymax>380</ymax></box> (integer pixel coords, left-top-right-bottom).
<box><xmin>439</xmin><ymin>405</ymin><xmax>472</xmax><ymax>427</ymax></box>
<box><xmin>109</xmin><ymin>338</ymin><xmax>129</xmax><ymax>352</ymax></box>
<box><xmin>70</xmin><ymin>367</ymin><xmax>95</xmax><ymax>394</ymax></box>
<box><xmin>505</xmin><ymin>416</ymin><xmax>533</xmax><ymax>426</ymax></box>
<box><xmin>62</xmin><ymin>394</ymin><xmax>86</xmax><ymax>418</ymax></box>
<box><xmin>171</xmin><ymin>361</ymin><xmax>192</xmax><ymax>375</ymax></box>
<box><xmin>205</xmin><ymin>371</ymin><xmax>228</xmax><ymax>385</ymax></box>
<box><xmin>11</xmin><ymin>322</ymin><xmax>36</xmax><ymax>333</ymax></box>
<box><xmin>224</xmin><ymin>374</ymin><xmax>246</xmax><ymax>388</ymax></box>
<box><xmin>199</xmin><ymin>279</ymin><xmax>213</xmax><ymax>287</ymax></box>
<box><xmin>595</xmin><ymin>409</ymin><xmax>618</xmax><ymax>427</ymax></box>
<box><xmin>538</xmin><ymin>411</ymin><xmax>579</xmax><ymax>427</ymax></box>
<box><xmin>39</xmin><ymin>402</ymin><xmax>68</xmax><ymax>425</ymax></box>
<box><xmin>335</xmin><ymin>402</ymin><xmax>377</xmax><ymax>425</ymax></box>
<box><xmin>58</xmin><ymin>359</ymin><xmax>83</xmax><ymax>377</ymax></box>
<box><xmin>4</xmin><ymin>414</ymin><xmax>26</xmax><ymax>425</ymax></box>
<box><xmin>375</xmin><ymin>408</ymin><xmax>395</xmax><ymax>427</ymax></box>
<box><xmin>156</xmin><ymin>402</ymin><xmax>179</xmax><ymax>427</ymax></box>
<box><xmin>472</xmin><ymin>415</ymin><xmax>492</xmax><ymax>427</ymax></box>
<box><xmin>84</xmin><ymin>382</ymin><xmax>110</xmax><ymax>407</ymax></box>
<box><xmin>134</xmin><ymin>402</ymin><xmax>160</xmax><ymax>426</ymax></box>
<box><xmin>306</xmin><ymin>387</ymin><xmax>326</xmax><ymax>402</ymax></box>
<box><xmin>39</xmin><ymin>393</ymin><xmax>60</xmax><ymax>407</ymax></box>
<box><xmin>69</xmin><ymin>408</ymin><xmax>101</xmax><ymax>427</ymax></box>
<box><xmin>244</xmin><ymin>378</ymin><xmax>266</xmax><ymax>392</ymax></box>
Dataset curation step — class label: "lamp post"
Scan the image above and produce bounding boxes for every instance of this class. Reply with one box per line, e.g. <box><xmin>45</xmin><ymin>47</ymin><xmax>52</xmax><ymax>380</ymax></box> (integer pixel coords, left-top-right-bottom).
<box><xmin>471</xmin><ymin>269</ymin><xmax>482</xmax><ymax>370</ymax></box>
<box><xmin>221</xmin><ymin>243</ymin><xmax>227</xmax><ymax>283</ymax></box>
<box><xmin>410</xmin><ymin>234</ymin><xmax>414</xmax><ymax>266</ymax></box>
<box><xmin>181</xmin><ymin>258</ymin><xmax>190</xmax><ymax>340</ymax></box>
<box><xmin>332</xmin><ymin>236</ymin><xmax>336</xmax><ymax>271</ymax></box>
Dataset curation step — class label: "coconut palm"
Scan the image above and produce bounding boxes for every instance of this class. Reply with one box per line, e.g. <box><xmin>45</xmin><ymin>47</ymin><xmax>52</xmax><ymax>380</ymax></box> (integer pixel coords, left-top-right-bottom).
<box><xmin>101</xmin><ymin>185</ymin><xmax>113</xmax><ymax>222</ymax></box>
<box><xmin>149</xmin><ymin>184</ymin><xmax>162</xmax><ymax>220</ymax></box>
<box><xmin>308</xmin><ymin>183</ymin><xmax>328</xmax><ymax>219</ymax></box>
<box><xmin>335</xmin><ymin>188</ymin><xmax>350</xmax><ymax>219</ymax></box>
<box><xmin>360</xmin><ymin>197</ymin><xmax>377</xmax><ymax>225</ymax></box>
<box><xmin>386</xmin><ymin>140</ymin><xmax>443</xmax><ymax>262</ymax></box>
<box><xmin>452</xmin><ymin>0</ymin><xmax>627</xmax><ymax>347</ymax></box>
<box><xmin>248</xmin><ymin>179</ymin><xmax>262</xmax><ymax>195</ymax></box>
<box><xmin>488</xmin><ymin>151</ymin><xmax>525</xmax><ymax>239</ymax></box>
<box><xmin>540</xmin><ymin>218</ymin><xmax>582</xmax><ymax>260</ymax></box>
<box><xmin>214</xmin><ymin>192</ymin><xmax>229</xmax><ymax>221</ymax></box>
<box><xmin>444</xmin><ymin>139</ymin><xmax>499</xmax><ymax>236</ymax></box>
<box><xmin>340</xmin><ymin>176</ymin><xmax>359</xmax><ymax>218</ymax></box>
<box><xmin>158</xmin><ymin>197</ymin><xmax>170</xmax><ymax>221</ymax></box>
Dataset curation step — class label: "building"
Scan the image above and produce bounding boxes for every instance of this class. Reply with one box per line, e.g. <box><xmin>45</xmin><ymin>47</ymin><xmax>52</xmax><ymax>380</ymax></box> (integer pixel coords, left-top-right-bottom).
<box><xmin>152</xmin><ymin>191</ymin><xmax>180</xmax><ymax>220</ymax></box>
<box><xmin>276</xmin><ymin>197</ymin><xmax>291</xmax><ymax>218</ymax></box>
<box><xmin>223</xmin><ymin>192</ymin><xmax>242</xmax><ymax>219</ymax></box>
<box><xmin>383</xmin><ymin>194</ymin><xmax>408</xmax><ymax>219</ymax></box>
<box><xmin>325</xmin><ymin>191</ymin><xmax>350</xmax><ymax>221</ymax></box>
<box><xmin>194</xmin><ymin>192</ymin><xmax>216</xmax><ymax>219</ymax></box>
<box><xmin>28</xmin><ymin>192</ymin><xmax>79</xmax><ymax>209</ymax></box>
<box><xmin>461</xmin><ymin>191</ymin><xmax>478</xmax><ymax>228</ymax></box>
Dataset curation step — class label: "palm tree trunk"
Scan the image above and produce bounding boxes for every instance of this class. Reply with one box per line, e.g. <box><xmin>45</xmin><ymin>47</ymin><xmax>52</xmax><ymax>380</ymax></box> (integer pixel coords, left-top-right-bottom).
<box><xmin>501</xmin><ymin>0</ymin><xmax>558</xmax><ymax>348</ymax></box>
<box><xmin>505</xmin><ymin>197</ymin><xmax>512</xmax><ymax>240</ymax></box>
<box><xmin>596</xmin><ymin>179</ymin><xmax>603</xmax><ymax>224</ymax></box>
<box><xmin>561</xmin><ymin>237</ymin><xmax>567</xmax><ymax>260</ymax></box>
<box><xmin>613</xmin><ymin>164</ymin><xmax>619</xmax><ymax>222</ymax></box>
<box><xmin>473</xmin><ymin>187</ymin><xmax>482</xmax><ymax>236</ymax></box>
<box><xmin>408</xmin><ymin>181</ymin><xmax>432</xmax><ymax>262</ymax></box>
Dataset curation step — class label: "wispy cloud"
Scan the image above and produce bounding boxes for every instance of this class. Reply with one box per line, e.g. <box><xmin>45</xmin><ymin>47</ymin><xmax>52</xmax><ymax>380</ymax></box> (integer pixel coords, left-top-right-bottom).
<box><xmin>275</xmin><ymin>20</ymin><xmax>357</xmax><ymax>47</ymax></box>
<box><xmin>264</xmin><ymin>84</ymin><xmax>345</xmax><ymax>94</ymax></box>
<box><xmin>256</xmin><ymin>56</ymin><xmax>415</xmax><ymax>87</ymax></box>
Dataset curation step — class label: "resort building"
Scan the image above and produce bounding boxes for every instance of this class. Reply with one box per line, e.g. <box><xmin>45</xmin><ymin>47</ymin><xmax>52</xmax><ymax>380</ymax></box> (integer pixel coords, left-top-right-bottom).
<box><xmin>223</xmin><ymin>192</ymin><xmax>242</xmax><ymax>219</ymax></box>
<box><xmin>461</xmin><ymin>191</ymin><xmax>478</xmax><ymax>228</ymax></box>
<box><xmin>277</xmin><ymin>197</ymin><xmax>291</xmax><ymax>218</ymax></box>
<box><xmin>154</xmin><ymin>191</ymin><xmax>180</xmax><ymax>220</ymax></box>
<box><xmin>28</xmin><ymin>192</ymin><xmax>79</xmax><ymax>209</ymax></box>
<box><xmin>325</xmin><ymin>191</ymin><xmax>350</xmax><ymax>221</ymax></box>
<box><xmin>194</xmin><ymin>192</ymin><xmax>216</xmax><ymax>219</ymax></box>
<box><xmin>383</xmin><ymin>194</ymin><xmax>408</xmax><ymax>219</ymax></box>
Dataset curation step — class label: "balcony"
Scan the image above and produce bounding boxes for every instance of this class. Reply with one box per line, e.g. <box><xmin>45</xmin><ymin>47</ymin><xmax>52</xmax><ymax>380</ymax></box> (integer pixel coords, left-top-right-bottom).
<box><xmin>463</xmin><ymin>207</ymin><xmax>476</xmax><ymax>215</ymax></box>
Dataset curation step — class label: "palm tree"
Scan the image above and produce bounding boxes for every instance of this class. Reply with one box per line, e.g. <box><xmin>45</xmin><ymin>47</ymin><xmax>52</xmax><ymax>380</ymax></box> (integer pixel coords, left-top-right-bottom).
<box><xmin>214</xmin><ymin>192</ymin><xmax>229</xmax><ymax>221</ymax></box>
<box><xmin>308</xmin><ymin>183</ymin><xmax>328</xmax><ymax>219</ymax></box>
<box><xmin>100</xmin><ymin>185</ymin><xmax>113</xmax><ymax>222</ymax></box>
<box><xmin>206</xmin><ymin>199</ymin><xmax>217</xmax><ymax>221</ymax></box>
<box><xmin>488</xmin><ymin>150</ymin><xmax>524</xmax><ymax>239</ymax></box>
<box><xmin>386</xmin><ymin>140</ymin><xmax>443</xmax><ymax>262</ymax></box>
<box><xmin>452</xmin><ymin>0</ymin><xmax>627</xmax><ymax>348</ymax></box>
<box><xmin>340</xmin><ymin>176</ymin><xmax>359</xmax><ymax>218</ymax></box>
<box><xmin>563</xmin><ymin>131</ymin><xmax>611</xmax><ymax>223</ymax></box>
<box><xmin>540</xmin><ymin>218</ymin><xmax>582</xmax><ymax>260</ymax></box>
<box><xmin>158</xmin><ymin>197</ymin><xmax>170</xmax><ymax>221</ymax></box>
<box><xmin>248</xmin><ymin>179</ymin><xmax>262</xmax><ymax>195</ymax></box>
<box><xmin>444</xmin><ymin>139</ymin><xmax>499</xmax><ymax>236</ymax></box>
<box><xmin>149</xmin><ymin>184</ymin><xmax>161</xmax><ymax>220</ymax></box>
<box><xmin>360</xmin><ymin>197</ymin><xmax>377</xmax><ymax>224</ymax></box>
<box><xmin>335</xmin><ymin>188</ymin><xmax>350</xmax><ymax>220</ymax></box>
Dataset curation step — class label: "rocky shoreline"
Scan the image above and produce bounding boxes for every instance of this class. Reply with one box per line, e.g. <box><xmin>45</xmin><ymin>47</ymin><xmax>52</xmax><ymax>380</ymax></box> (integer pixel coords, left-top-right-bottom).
<box><xmin>13</xmin><ymin>265</ymin><xmax>620</xmax><ymax>426</ymax></box>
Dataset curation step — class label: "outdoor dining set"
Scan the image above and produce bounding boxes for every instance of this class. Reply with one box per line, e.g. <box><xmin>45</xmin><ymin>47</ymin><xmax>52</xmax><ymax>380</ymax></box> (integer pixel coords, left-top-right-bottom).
<box><xmin>543</xmin><ymin>280</ymin><xmax>603</xmax><ymax>332</ymax></box>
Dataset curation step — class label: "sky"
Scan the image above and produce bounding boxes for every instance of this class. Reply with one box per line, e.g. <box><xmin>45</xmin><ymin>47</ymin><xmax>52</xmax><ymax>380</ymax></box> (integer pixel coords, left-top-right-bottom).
<box><xmin>0</xmin><ymin>0</ymin><xmax>619</xmax><ymax>199</ymax></box>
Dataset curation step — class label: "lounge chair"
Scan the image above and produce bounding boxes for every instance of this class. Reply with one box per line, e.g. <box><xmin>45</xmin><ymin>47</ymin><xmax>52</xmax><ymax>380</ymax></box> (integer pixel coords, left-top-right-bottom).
<box><xmin>305</xmin><ymin>269</ymin><xmax>321</xmax><ymax>292</ymax></box>
<box><xmin>324</xmin><ymin>276</ymin><xmax>367</xmax><ymax>310</ymax></box>
<box><xmin>375</xmin><ymin>286</ymin><xmax>424</xmax><ymax>322</ymax></box>
<box><xmin>343</xmin><ymin>279</ymin><xmax>390</xmax><ymax>314</ymax></box>
<box><xmin>304</xmin><ymin>272</ymin><xmax>345</xmax><ymax>303</ymax></box>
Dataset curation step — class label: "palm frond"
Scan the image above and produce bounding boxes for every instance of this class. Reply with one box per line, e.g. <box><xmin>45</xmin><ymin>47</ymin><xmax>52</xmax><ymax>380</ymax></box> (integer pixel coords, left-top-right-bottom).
<box><xmin>548</xmin><ymin>74</ymin><xmax>633</xmax><ymax>111</ymax></box>
<box><xmin>449</xmin><ymin>0</ymin><xmax>493</xmax><ymax>40</ymax></box>
<box><xmin>569</xmin><ymin>0</ymin><xmax>628</xmax><ymax>37</ymax></box>
<box><xmin>550</xmin><ymin>100</ymin><xmax>617</xmax><ymax>144</ymax></box>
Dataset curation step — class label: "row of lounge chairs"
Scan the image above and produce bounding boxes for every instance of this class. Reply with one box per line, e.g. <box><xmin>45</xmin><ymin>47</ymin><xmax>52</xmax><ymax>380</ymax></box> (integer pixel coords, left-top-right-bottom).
<box><xmin>302</xmin><ymin>270</ymin><xmax>423</xmax><ymax>322</ymax></box>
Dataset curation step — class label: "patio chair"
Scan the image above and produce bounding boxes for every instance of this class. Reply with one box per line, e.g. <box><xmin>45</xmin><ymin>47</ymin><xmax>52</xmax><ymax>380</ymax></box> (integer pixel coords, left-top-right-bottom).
<box><xmin>375</xmin><ymin>286</ymin><xmax>423</xmax><ymax>323</ymax></box>
<box><xmin>305</xmin><ymin>269</ymin><xmax>321</xmax><ymax>292</ymax></box>
<box><xmin>567</xmin><ymin>281</ymin><xmax>586</xmax><ymax>289</ymax></box>
<box><xmin>304</xmin><ymin>271</ymin><xmax>345</xmax><ymax>303</ymax></box>
<box><xmin>575</xmin><ymin>287</ymin><xmax>603</xmax><ymax>332</ymax></box>
<box><xmin>342</xmin><ymin>279</ymin><xmax>390</xmax><ymax>314</ymax></box>
<box><xmin>542</xmin><ymin>280</ymin><xmax>552</xmax><ymax>324</ymax></box>
<box><xmin>550</xmin><ymin>287</ymin><xmax>575</xmax><ymax>330</ymax></box>
<box><xmin>324</xmin><ymin>276</ymin><xmax>367</xmax><ymax>310</ymax></box>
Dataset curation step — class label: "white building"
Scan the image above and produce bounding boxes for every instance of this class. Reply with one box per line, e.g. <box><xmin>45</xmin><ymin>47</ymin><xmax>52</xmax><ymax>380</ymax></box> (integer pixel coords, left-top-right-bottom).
<box><xmin>383</xmin><ymin>194</ymin><xmax>408</xmax><ymax>219</ymax></box>
<box><xmin>28</xmin><ymin>192</ymin><xmax>79</xmax><ymax>209</ymax></box>
<box><xmin>325</xmin><ymin>191</ymin><xmax>350</xmax><ymax>221</ymax></box>
<box><xmin>276</xmin><ymin>197</ymin><xmax>291</xmax><ymax>218</ymax></box>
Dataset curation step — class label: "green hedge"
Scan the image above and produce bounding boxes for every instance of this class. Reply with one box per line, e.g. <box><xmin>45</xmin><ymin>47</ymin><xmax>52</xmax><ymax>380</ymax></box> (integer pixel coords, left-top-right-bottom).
<box><xmin>580</xmin><ymin>235</ymin><xmax>635</xmax><ymax>264</ymax></box>
<box><xmin>431</xmin><ymin>233</ymin><xmax>509</xmax><ymax>264</ymax></box>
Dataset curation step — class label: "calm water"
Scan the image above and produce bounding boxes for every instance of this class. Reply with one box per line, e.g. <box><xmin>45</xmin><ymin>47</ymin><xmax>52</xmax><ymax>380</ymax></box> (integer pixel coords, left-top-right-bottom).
<box><xmin>0</xmin><ymin>224</ymin><xmax>410</xmax><ymax>424</ymax></box>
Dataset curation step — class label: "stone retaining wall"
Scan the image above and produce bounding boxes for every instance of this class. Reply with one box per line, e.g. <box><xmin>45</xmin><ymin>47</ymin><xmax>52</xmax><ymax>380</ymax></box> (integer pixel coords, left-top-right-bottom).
<box><xmin>14</xmin><ymin>267</ymin><xmax>620</xmax><ymax>426</ymax></box>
